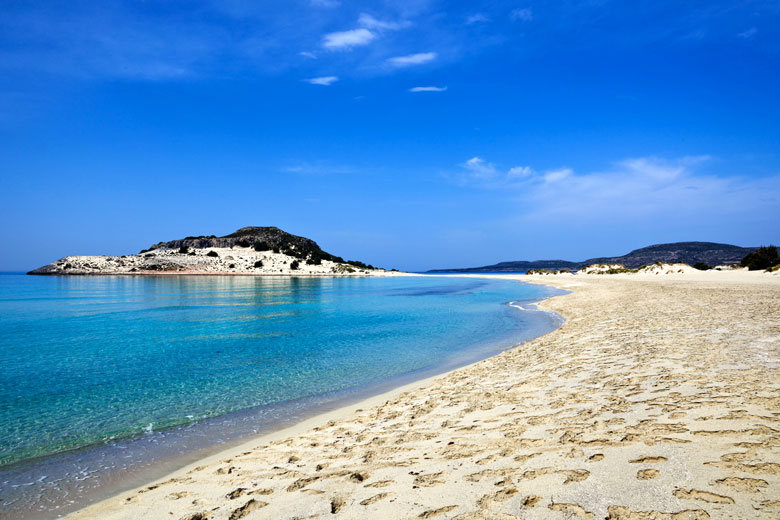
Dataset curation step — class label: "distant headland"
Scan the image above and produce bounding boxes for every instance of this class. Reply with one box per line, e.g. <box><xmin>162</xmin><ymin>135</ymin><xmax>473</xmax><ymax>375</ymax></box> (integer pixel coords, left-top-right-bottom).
<box><xmin>28</xmin><ymin>226</ymin><xmax>396</xmax><ymax>276</ymax></box>
<box><xmin>428</xmin><ymin>241</ymin><xmax>758</xmax><ymax>273</ymax></box>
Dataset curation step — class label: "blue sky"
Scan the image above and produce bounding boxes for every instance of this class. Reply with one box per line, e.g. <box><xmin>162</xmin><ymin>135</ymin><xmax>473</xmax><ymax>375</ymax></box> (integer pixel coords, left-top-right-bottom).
<box><xmin>1</xmin><ymin>0</ymin><xmax>779</xmax><ymax>272</ymax></box>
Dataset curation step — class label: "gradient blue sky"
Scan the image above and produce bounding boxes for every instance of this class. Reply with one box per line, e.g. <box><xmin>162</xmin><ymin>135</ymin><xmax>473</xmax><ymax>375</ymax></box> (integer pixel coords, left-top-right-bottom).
<box><xmin>1</xmin><ymin>0</ymin><xmax>779</xmax><ymax>272</ymax></box>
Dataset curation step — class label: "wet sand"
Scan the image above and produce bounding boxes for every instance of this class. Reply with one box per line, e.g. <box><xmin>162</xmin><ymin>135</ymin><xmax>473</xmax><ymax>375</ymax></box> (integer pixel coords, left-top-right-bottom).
<box><xmin>66</xmin><ymin>272</ymin><xmax>780</xmax><ymax>519</ymax></box>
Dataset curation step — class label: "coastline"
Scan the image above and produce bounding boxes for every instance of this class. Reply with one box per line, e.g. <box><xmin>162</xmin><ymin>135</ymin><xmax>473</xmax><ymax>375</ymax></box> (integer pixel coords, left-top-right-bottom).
<box><xmin>55</xmin><ymin>271</ymin><xmax>780</xmax><ymax>518</ymax></box>
<box><xmin>0</xmin><ymin>275</ymin><xmax>563</xmax><ymax>520</ymax></box>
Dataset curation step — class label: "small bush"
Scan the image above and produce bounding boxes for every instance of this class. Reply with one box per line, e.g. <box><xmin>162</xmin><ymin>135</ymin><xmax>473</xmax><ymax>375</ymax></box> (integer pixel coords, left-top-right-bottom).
<box><xmin>206</xmin><ymin>251</ymin><xmax>219</xmax><ymax>258</ymax></box>
<box><xmin>228</xmin><ymin>263</ymin><xmax>235</xmax><ymax>268</ymax></box>
<box><xmin>254</xmin><ymin>260</ymin><xmax>263</xmax><ymax>268</ymax></box>
<box><xmin>347</xmin><ymin>260</ymin><xmax>369</xmax><ymax>269</ymax></box>
<box><xmin>236</xmin><ymin>239</ymin><xmax>251</xmax><ymax>248</ymax></box>
<box><xmin>692</xmin><ymin>262</ymin><xmax>711</xmax><ymax>271</ymax></box>
<box><xmin>290</xmin><ymin>260</ymin><xmax>300</xmax><ymax>270</ymax></box>
<box><xmin>272</xmin><ymin>247</ymin><xmax>280</xmax><ymax>254</ymax></box>
<box><xmin>178</xmin><ymin>245</ymin><xmax>189</xmax><ymax>254</ymax></box>
<box><xmin>741</xmin><ymin>245</ymin><xmax>779</xmax><ymax>271</ymax></box>
<box><xmin>253</xmin><ymin>242</ymin><xmax>270</xmax><ymax>252</ymax></box>
<box><xmin>768</xmin><ymin>264</ymin><xmax>780</xmax><ymax>273</ymax></box>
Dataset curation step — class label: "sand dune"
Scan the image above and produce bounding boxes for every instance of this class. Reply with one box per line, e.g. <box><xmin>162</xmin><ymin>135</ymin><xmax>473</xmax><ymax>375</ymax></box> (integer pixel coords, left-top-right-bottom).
<box><xmin>66</xmin><ymin>271</ymin><xmax>780</xmax><ymax>519</ymax></box>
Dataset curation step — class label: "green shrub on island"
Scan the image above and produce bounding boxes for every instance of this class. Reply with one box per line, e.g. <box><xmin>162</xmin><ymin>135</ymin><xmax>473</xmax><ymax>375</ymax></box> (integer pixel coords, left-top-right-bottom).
<box><xmin>253</xmin><ymin>242</ymin><xmax>270</xmax><ymax>252</ymax></box>
<box><xmin>527</xmin><ymin>268</ymin><xmax>573</xmax><ymax>275</ymax></box>
<box><xmin>347</xmin><ymin>260</ymin><xmax>375</xmax><ymax>270</ymax></box>
<box><xmin>604</xmin><ymin>267</ymin><xmax>637</xmax><ymax>274</ymax></box>
<box><xmin>767</xmin><ymin>264</ymin><xmax>780</xmax><ymax>273</ymax></box>
<box><xmin>693</xmin><ymin>262</ymin><xmax>712</xmax><ymax>271</ymax></box>
<box><xmin>206</xmin><ymin>251</ymin><xmax>219</xmax><ymax>258</ymax></box>
<box><xmin>290</xmin><ymin>260</ymin><xmax>300</xmax><ymax>270</ymax></box>
<box><xmin>236</xmin><ymin>239</ymin><xmax>251</xmax><ymax>248</ymax></box>
<box><xmin>254</xmin><ymin>260</ymin><xmax>263</xmax><ymax>268</ymax></box>
<box><xmin>178</xmin><ymin>245</ymin><xmax>189</xmax><ymax>254</ymax></box>
<box><xmin>740</xmin><ymin>245</ymin><xmax>779</xmax><ymax>271</ymax></box>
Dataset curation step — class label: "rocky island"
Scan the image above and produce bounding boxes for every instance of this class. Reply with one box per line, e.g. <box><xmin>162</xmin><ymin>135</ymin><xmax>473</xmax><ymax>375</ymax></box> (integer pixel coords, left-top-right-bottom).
<box><xmin>28</xmin><ymin>227</ymin><xmax>396</xmax><ymax>276</ymax></box>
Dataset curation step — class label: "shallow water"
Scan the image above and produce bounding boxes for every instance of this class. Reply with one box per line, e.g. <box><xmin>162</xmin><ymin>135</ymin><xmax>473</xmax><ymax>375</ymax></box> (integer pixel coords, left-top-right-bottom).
<box><xmin>0</xmin><ymin>274</ymin><xmax>563</xmax><ymax>518</ymax></box>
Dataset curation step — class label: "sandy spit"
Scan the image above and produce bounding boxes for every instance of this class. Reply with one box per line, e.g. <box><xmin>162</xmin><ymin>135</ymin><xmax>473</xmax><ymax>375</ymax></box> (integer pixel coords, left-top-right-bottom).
<box><xmin>66</xmin><ymin>271</ymin><xmax>780</xmax><ymax>520</ymax></box>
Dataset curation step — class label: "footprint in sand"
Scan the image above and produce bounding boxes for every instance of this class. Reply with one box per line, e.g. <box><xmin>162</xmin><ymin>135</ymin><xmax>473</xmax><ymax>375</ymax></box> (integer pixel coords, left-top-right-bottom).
<box><xmin>166</xmin><ymin>491</ymin><xmax>191</xmax><ymax>500</ymax></box>
<box><xmin>359</xmin><ymin>492</ymin><xmax>392</xmax><ymax>505</ymax></box>
<box><xmin>630</xmin><ymin>456</ymin><xmax>667</xmax><ymax>464</ymax></box>
<box><xmin>714</xmin><ymin>476</ymin><xmax>768</xmax><ymax>493</ymax></box>
<box><xmin>228</xmin><ymin>498</ymin><xmax>268</xmax><ymax>520</ymax></box>
<box><xmin>637</xmin><ymin>469</ymin><xmax>659</xmax><ymax>480</ymax></box>
<box><xmin>673</xmin><ymin>488</ymin><xmax>734</xmax><ymax>504</ymax></box>
<box><xmin>418</xmin><ymin>505</ymin><xmax>458</xmax><ymax>518</ymax></box>
<box><xmin>548</xmin><ymin>502</ymin><xmax>594</xmax><ymax>519</ymax></box>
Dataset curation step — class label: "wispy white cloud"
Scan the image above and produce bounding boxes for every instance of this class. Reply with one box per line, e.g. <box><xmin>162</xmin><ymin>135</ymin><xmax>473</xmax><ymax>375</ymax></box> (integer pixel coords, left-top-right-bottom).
<box><xmin>458</xmin><ymin>157</ymin><xmax>534</xmax><ymax>185</ymax></box>
<box><xmin>455</xmin><ymin>155</ymin><xmax>780</xmax><ymax>228</ymax></box>
<box><xmin>299</xmin><ymin>51</ymin><xmax>317</xmax><ymax>59</ymax></box>
<box><xmin>358</xmin><ymin>13</ymin><xmax>408</xmax><ymax>31</ymax></box>
<box><xmin>466</xmin><ymin>14</ymin><xmax>490</xmax><ymax>25</ymax></box>
<box><xmin>322</xmin><ymin>28</ymin><xmax>375</xmax><ymax>50</ymax></box>
<box><xmin>304</xmin><ymin>75</ymin><xmax>338</xmax><ymax>85</ymax></box>
<box><xmin>510</xmin><ymin>8</ymin><xmax>533</xmax><ymax>22</ymax></box>
<box><xmin>507</xmin><ymin>165</ymin><xmax>534</xmax><ymax>178</ymax></box>
<box><xmin>460</xmin><ymin>157</ymin><xmax>498</xmax><ymax>180</ymax></box>
<box><xmin>387</xmin><ymin>52</ymin><xmax>437</xmax><ymax>67</ymax></box>
<box><xmin>543</xmin><ymin>168</ymin><xmax>573</xmax><ymax>183</ymax></box>
<box><xmin>738</xmin><ymin>27</ymin><xmax>757</xmax><ymax>39</ymax></box>
<box><xmin>409</xmin><ymin>86</ymin><xmax>447</xmax><ymax>92</ymax></box>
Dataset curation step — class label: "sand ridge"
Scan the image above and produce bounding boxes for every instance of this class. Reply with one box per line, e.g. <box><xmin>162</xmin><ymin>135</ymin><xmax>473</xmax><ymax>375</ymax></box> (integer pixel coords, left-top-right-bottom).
<box><xmin>65</xmin><ymin>273</ymin><xmax>780</xmax><ymax>519</ymax></box>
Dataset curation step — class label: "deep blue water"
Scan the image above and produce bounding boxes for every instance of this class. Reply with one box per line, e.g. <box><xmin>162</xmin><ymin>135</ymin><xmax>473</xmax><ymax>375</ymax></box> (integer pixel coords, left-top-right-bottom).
<box><xmin>0</xmin><ymin>274</ymin><xmax>562</xmax><ymax>518</ymax></box>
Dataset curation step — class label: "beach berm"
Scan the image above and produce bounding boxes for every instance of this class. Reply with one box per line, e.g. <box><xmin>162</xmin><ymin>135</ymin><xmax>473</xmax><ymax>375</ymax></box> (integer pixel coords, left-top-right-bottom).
<box><xmin>66</xmin><ymin>271</ymin><xmax>780</xmax><ymax>519</ymax></box>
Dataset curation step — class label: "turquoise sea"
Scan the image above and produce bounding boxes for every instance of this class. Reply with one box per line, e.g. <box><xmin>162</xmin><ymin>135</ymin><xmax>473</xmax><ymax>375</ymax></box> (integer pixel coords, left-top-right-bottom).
<box><xmin>0</xmin><ymin>274</ymin><xmax>563</xmax><ymax>519</ymax></box>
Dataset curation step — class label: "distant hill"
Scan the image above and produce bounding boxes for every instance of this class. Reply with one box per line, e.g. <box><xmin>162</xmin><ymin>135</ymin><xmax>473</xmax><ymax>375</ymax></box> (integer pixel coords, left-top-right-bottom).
<box><xmin>428</xmin><ymin>241</ymin><xmax>757</xmax><ymax>273</ymax></box>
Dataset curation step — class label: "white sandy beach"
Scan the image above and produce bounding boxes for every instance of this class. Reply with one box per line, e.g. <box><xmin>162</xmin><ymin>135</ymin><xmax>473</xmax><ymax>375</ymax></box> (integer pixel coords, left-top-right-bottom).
<box><xmin>65</xmin><ymin>270</ymin><xmax>780</xmax><ymax>520</ymax></box>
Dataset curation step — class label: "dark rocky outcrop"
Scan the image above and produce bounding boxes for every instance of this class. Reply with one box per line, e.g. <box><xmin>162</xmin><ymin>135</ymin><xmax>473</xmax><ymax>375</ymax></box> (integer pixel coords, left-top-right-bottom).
<box><xmin>143</xmin><ymin>226</ymin><xmax>342</xmax><ymax>262</ymax></box>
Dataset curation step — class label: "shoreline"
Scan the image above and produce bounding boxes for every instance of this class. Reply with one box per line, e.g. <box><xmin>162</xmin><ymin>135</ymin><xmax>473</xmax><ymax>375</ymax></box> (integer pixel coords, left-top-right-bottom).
<box><xmin>60</xmin><ymin>270</ymin><xmax>780</xmax><ymax>519</ymax></box>
<box><xmin>0</xmin><ymin>275</ymin><xmax>564</xmax><ymax>520</ymax></box>
<box><xmin>25</xmin><ymin>271</ymin><xmax>411</xmax><ymax>277</ymax></box>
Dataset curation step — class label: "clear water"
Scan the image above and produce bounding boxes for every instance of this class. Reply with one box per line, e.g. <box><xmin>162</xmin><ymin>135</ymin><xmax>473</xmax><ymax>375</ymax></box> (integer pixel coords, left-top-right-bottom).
<box><xmin>0</xmin><ymin>274</ymin><xmax>563</xmax><ymax>518</ymax></box>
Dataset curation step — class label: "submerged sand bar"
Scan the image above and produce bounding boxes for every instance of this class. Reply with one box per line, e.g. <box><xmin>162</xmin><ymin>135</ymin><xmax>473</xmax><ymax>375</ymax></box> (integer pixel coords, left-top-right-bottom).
<box><xmin>67</xmin><ymin>272</ymin><xmax>780</xmax><ymax>519</ymax></box>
